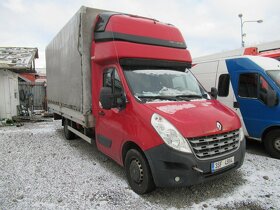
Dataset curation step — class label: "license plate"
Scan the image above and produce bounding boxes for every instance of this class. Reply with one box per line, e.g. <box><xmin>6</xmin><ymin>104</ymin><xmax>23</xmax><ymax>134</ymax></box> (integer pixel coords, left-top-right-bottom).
<box><xmin>211</xmin><ymin>156</ymin><xmax>234</xmax><ymax>173</ymax></box>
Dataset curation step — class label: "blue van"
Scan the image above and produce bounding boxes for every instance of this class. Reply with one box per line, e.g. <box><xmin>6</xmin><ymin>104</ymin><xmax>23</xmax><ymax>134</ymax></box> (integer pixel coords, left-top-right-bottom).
<box><xmin>192</xmin><ymin>56</ymin><xmax>280</xmax><ymax>159</ymax></box>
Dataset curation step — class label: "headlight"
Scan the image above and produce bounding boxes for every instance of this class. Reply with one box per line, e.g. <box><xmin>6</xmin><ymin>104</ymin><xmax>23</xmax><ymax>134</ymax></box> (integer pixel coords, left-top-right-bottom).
<box><xmin>151</xmin><ymin>113</ymin><xmax>192</xmax><ymax>153</ymax></box>
<box><xmin>239</xmin><ymin>127</ymin><xmax>245</xmax><ymax>141</ymax></box>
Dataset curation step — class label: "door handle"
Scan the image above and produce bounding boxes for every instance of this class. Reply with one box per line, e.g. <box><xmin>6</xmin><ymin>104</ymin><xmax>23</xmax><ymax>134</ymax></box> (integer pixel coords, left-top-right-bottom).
<box><xmin>99</xmin><ymin>111</ymin><xmax>105</xmax><ymax>116</ymax></box>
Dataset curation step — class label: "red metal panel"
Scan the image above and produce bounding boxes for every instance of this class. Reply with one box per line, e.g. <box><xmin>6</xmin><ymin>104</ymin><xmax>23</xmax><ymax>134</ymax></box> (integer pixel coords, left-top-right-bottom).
<box><xmin>260</xmin><ymin>49</ymin><xmax>280</xmax><ymax>59</ymax></box>
<box><xmin>94</xmin><ymin>41</ymin><xmax>191</xmax><ymax>64</ymax></box>
<box><xmin>105</xmin><ymin>15</ymin><xmax>185</xmax><ymax>43</ymax></box>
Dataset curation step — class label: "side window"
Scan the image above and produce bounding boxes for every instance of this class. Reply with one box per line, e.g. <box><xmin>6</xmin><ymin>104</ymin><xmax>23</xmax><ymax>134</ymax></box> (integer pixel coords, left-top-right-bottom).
<box><xmin>114</xmin><ymin>71</ymin><xmax>123</xmax><ymax>94</ymax></box>
<box><xmin>238</xmin><ymin>73</ymin><xmax>273</xmax><ymax>104</ymax></box>
<box><xmin>238</xmin><ymin>73</ymin><xmax>258</xmax><ymax>98</ymax></box>
<box><xmin>259</xmin><ymin>75</ymin><xmax>273</xmax><ymax>104</ymax></box>
<box><xmin>103</xmin><ymin>68</ymin><xmax>124</xmax><ymax>105</ymax></box>
<box><xmin>218</xmin><ymin>74</ymin><xmax>230</xmax><ymax>97</ymax></box>
<box><xmin>103</xmin><ymin>68</ymin><xmax>113</xmax><ymax>90</ymax></box>
<box><xmin>103</xmin><ymin>68</ymin><xmax>124</xmax><ymax>93</ymax></box>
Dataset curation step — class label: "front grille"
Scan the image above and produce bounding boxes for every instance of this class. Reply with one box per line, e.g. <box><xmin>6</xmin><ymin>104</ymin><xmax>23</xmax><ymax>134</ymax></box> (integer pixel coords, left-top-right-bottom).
<box><xmin>188</xmin><ymin>129</ymin><xmax>240</xmax><ymax>159</ymax></box>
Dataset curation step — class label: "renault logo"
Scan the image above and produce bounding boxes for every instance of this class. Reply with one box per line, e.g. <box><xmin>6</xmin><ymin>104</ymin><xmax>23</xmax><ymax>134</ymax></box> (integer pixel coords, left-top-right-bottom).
<box><xmin>216</xmin><ymin>121</ymin><xmax>223</xmax><ymax>131</ymax></box>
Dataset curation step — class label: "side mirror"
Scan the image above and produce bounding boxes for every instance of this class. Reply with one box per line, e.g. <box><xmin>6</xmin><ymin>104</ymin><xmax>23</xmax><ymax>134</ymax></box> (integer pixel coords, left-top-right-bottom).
<box><xmin>267</xmin><ymin>89</ymin><xmax>278</xmax><ymax>107</ymax></box>
<box><xmin>99</xmin><ymin>87</ymin><xmax>114</xmax><ymax>110</ymax></box>
<box><xmin>99</xmin><ymin>87</ymin><xmax>127</xmax><ymax>110</ymax></box>
<box><xmin>210</xmin><ymin>87</ymin><xmax>218</xmax><ymax>99</ymax></box>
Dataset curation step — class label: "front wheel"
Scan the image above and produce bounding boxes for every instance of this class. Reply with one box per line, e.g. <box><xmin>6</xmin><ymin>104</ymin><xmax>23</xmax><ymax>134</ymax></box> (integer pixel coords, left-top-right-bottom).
<box><xmin>264</xmin><ymin>130</ymin><xmax>280</xmax><ymax>159</ymax></box>
<box><xmin>125</xmin><ymin>149</ymin><xmax>155</xmax><ymax>194</ymax></box>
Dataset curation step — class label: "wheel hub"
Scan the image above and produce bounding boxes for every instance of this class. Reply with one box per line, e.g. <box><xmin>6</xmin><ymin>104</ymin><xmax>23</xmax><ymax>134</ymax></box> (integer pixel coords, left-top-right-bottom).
<box><xmin>129</xmin><ymin>159</ymin><xmax>144</xmax><ymax>183</ymax></box>
<box><xmin>274</xmin><ymin>138</ymin><xmax>280</xmax><ymax>151</ymax></box>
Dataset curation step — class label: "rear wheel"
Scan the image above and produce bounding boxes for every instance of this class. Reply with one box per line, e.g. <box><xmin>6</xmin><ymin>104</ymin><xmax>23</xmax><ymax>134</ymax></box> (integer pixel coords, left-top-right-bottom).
<box><xmin>63</xmin><ymin>119</ymin><xmax>76</xmax><ymax>140</ymax></box>
<box><xmin>125</xmin><ymin>149</ymin><xmax>155</xmax><ymax>194</ymax></box>
<box><xmin>264</xmin><ymin>130</ymin><xmax>280</xmax><ymax>159</ymax></box>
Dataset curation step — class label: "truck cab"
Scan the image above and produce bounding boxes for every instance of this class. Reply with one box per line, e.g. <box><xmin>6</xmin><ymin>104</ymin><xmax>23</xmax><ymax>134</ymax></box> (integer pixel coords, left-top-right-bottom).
<box><xmin>92</xmin><ymin>13</ymin><xmax>245</xmax><ymax>193</ymax></box>
<box><xmin>192</xmin><ymin>55</ymin><xmax>280</xmax><ymax>159</ymax></box>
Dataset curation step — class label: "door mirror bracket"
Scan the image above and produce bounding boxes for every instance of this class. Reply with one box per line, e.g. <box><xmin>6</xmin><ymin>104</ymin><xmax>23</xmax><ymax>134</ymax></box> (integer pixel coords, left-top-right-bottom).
<box><xmin>210</xmin><ymin>87</ymin><xmax>218</xmax><ymax>99</ymax></box>
<box><xmin>99</xmin><ymin>87</ymin><xmax>126</xmax><ymax>110</ymax></box>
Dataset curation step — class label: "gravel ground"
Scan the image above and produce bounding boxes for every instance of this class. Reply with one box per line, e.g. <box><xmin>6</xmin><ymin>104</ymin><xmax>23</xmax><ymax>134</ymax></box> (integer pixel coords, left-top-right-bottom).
<box><xmin>0</xmin><ymin>120</ymin><xmax>279</xmax><ymax>210</ymax></box>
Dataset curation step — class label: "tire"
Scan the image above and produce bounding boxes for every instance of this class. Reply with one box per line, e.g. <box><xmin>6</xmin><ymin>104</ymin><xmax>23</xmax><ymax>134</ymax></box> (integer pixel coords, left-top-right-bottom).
<box><xmin>264</xmin><ymin>130</ymin><xmax>280</xmax><ymax>159</ymax></box>
<box><xmin>63</xmin><ymin>119</ymin><xmax>76</xmax><ymax>140</ymax></box>
<box><xmin>125</xmin><ymin>149</ymin><xmax>155</xmax><ymax>194</ymax></box>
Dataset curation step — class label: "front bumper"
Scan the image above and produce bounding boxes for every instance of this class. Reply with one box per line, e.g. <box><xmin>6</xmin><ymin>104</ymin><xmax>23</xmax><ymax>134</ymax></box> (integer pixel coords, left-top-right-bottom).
<box><xmin>144</xmin><ymin>138</ymin><xmax>246</xmax><ymax>187</ymax></box>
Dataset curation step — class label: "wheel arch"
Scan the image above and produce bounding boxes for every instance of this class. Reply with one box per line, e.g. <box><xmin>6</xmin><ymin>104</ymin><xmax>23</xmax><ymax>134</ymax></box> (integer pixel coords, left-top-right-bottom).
<box><xmin>122</xmin><ymin>141</ymin><xmax>156</xmax><ymax>194</ymax></box>
<box><xmin>262</xmin><ymin>126</ymin><xmax>280</xmax><ymax>141</ymax></box>
<box><xmin>121</xmin><ymin>141</ymin><xmax>146</xmax><ymax>166</ymax></box>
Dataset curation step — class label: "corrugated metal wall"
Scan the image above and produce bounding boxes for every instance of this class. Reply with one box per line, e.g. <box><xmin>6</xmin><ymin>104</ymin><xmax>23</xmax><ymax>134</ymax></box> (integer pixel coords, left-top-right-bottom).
<box><xmin>18</xmin><ymin>82</ymin><xmax>47</xmax><ymax>111</ymax></box>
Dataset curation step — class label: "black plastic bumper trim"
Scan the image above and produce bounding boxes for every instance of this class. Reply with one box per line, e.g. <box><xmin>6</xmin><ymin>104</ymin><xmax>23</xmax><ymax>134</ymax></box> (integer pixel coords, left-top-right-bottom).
<box><xmin>144</xmin><ymin>139</ymin><xmax>246</xmax><ymax>187</ymax></box>
<box><xmin>120</xmin><ymin>58</ymin><xmax>191</xmax><ymax>71</ymax></box>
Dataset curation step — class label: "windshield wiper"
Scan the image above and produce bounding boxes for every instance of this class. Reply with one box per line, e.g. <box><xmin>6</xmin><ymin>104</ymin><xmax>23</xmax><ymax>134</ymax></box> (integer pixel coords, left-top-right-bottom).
<box><xmin>137</xmin><ymin>94</ymin><xmax>205</xmax><ymax>102</ymax></box>
<box><xmin>137</xmin><ymin>95</ymin><xmax>178</xmax><ymax>101</ymax></box>
<box><xmin>175</xmin><ymin>94</ymin><xmax>204</xmax><ymax>100</ymax></box>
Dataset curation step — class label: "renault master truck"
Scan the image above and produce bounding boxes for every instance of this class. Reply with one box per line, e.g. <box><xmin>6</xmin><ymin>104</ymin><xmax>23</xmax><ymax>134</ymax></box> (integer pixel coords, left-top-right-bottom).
<box><xmin>192</xmin><ymin>55</ymin><xmax>280</xmax><ymax>159</ymax></box>
<box><xmin>46</xmin><ymin>6</ymin><xmax>245</xmax><ymax>194</ymax></box>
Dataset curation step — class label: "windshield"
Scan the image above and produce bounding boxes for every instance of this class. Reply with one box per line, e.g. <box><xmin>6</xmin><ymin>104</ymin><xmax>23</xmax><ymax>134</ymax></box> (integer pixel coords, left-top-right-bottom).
<box><xmin>267</xmin><ymin>70</ymin><xmax>280</xmax><ymax>88</ymax></box>
<box><xmin>124</xmin><ymin>69</ymin><xmax>209</xmax><ymax>102</ymax></box>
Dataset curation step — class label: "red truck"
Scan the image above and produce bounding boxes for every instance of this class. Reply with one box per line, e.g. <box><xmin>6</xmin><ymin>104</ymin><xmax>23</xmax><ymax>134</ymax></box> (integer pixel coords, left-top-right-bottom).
<box><xmin>46</xmin><ymin>6</ymin><xmax>245</xmax><ymax>194</ymax></box>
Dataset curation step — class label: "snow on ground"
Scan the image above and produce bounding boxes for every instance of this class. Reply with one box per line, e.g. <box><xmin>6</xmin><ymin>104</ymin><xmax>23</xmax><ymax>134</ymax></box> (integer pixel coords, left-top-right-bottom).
<box><xmin>0</xmin><ymin>121</ymin><xmax>279</xmax><ymax>210</ymax></box>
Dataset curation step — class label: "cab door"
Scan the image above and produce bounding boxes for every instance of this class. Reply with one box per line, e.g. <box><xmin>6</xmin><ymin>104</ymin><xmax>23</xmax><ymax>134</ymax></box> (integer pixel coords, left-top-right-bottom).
<box><xmin>229</xmin><ymin>71</ymin><xmax>278</xmax><ymax>139</ymax></box>
<box><xmin>95</xmin><ymin>66</ymin><xmax>126</xmax><ymax>163</ymax></box>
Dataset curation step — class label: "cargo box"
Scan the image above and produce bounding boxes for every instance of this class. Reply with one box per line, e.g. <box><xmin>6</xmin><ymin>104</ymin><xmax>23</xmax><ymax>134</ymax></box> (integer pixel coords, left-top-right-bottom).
<box><xmin>46</xmin><ymin>6</ymin><xmax>107</xmax><ymax>127</ymax></box>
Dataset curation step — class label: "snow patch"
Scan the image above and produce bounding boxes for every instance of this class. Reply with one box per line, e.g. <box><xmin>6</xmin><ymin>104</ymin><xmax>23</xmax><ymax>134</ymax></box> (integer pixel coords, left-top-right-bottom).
<box><xmin>1</xmin><ymin>121</ymin><xmax>280</xmax><ymax>209</ymax></box>
<box><xmin>157</xmin><ymin>104</ymin><xmax>196</xmax><ymax>114</ymax></box>
<box><xmin>202</xmin><ymin>102</ymin><xmax>212</xmax><ymax>106</ymax></box>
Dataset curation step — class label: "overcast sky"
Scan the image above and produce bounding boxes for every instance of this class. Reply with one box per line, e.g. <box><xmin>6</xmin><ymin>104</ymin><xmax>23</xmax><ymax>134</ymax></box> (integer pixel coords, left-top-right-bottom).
<box><xmin>1</xmin><ymin>0</ymin><xmax>280</xmax><ymax>69</ymax></box>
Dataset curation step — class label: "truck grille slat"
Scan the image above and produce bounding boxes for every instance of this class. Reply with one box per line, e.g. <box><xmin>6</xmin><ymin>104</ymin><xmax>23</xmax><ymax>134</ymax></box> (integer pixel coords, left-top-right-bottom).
<box><xmin>188</xmin><ymin>129</ymin><xmax>240</xmax><ymax>159</ymax></box>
